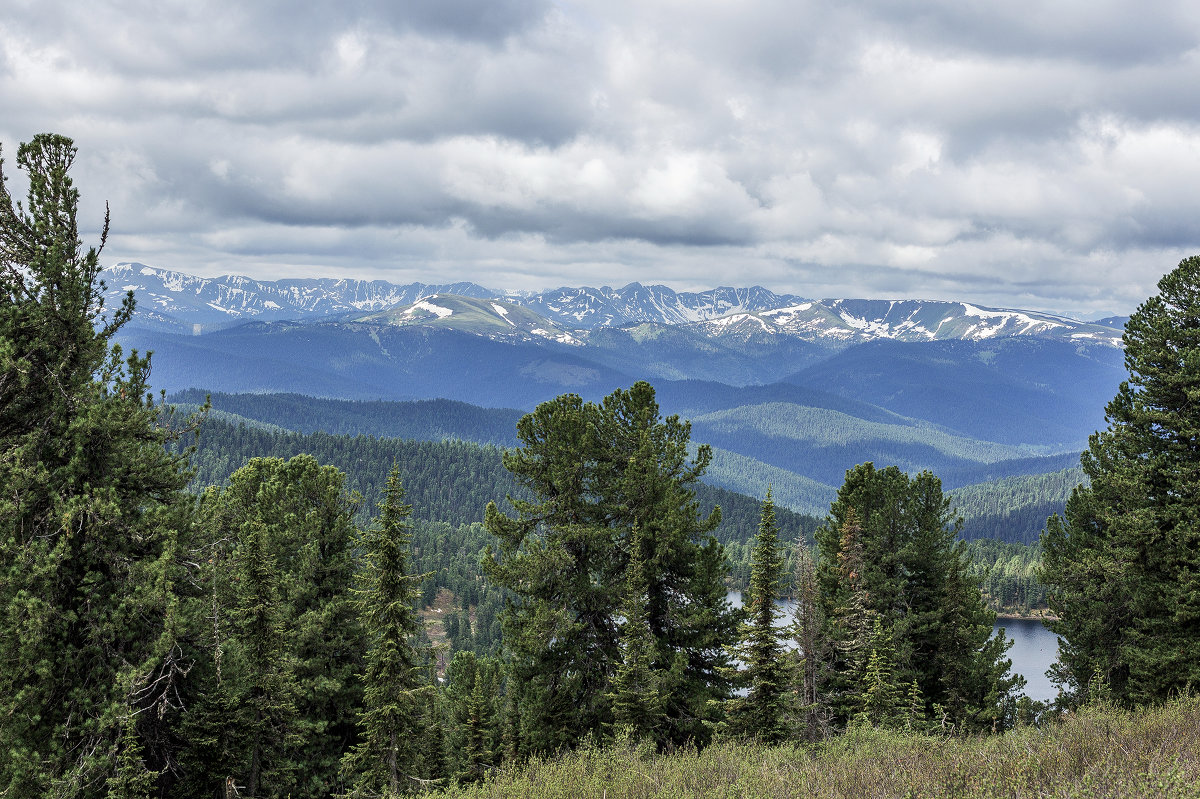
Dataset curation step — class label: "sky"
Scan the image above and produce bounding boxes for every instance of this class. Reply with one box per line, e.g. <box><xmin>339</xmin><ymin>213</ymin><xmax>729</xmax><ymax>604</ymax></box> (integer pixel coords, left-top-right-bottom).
<box><xmin>3</xmin><ymin>1</ymin><xmax>1200</xmax><ymax>315</ymax></box>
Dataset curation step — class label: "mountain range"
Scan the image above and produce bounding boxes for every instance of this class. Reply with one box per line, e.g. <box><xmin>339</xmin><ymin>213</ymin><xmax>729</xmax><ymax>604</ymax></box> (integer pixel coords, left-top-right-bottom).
<box><xmin>110</xmin><ymin>262</ymin><xmax>1128</xmax><ymax>531</ymax></box>
<box><xmin>102</xmin><ymin>263</ymin><xmax>1124</xmax><ymax>346</ymax></box>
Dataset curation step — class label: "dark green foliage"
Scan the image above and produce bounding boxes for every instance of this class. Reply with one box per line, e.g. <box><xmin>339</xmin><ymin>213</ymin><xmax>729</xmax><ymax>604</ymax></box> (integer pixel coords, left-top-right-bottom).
<box><xmin>0</xmin><ymin>134</ymin><xmax>196</xmax><ymax>796</ymax></box>
<box><xmin>608</xmin><ymin>535</ymin><xmax>666</xmax><ymax>741</ymax></box>
<box><xmin>724</xmin><ymin>491</ymin><xmax>790</xmax><ymax>744</ymax></box>
<box><xmin>855</xmin><ymin>618</ymin><xmax>903</xmax><ymax>729</ymax></box>
<box><xmin>1043</xmin><ymin>255</ymin><xmax>1200</xmax><ymax>705</ymax></box>
<box><xmin>183</xmin><ymin>419</ymin><xmax>517</xmax><ymax>529</ymax></box>
<box><xmin>181</xmin><ymin>455</ymin><xmax>364</xmax><ymax>797</ymax></box>
<box><xmin>443</xmin><ymin>652</ymin><xmax>502</xmax><ymax>784</ymax></box>
<box><xmin>171</xmin><ymin>390</ymin><xmax>524</xmax><ymax>446</ymax></box>
<box><xmin>342</xmin><ymin>462</ymin><xmax>432</xmax><ymax>797</ymax></box>
<box><xmin>952</xmin><ymin>468</ymin><xmax>1085</xmax><ymax>545</ymax></box>
<box><xmin>789</xmin><ymin>543</ymin><xmax>828</xmax><ymax>742</ymax></box>
<box><xmin>483</xmin><ymin>382</ymin><xmax>737</xmax><ymax>752</ymax></box>
<box><xmin>816</xmin><ymin>464</ymin><xmax>1022</xmax><ymax>732</ymax></box>
<box><xmin>181</xmin><ymin>412</ymin><xmax>819</xmax><ymax>578</ymax></box>
<box><xmin>107</xmin><ymin>707</ymin><xmax>157</xmax><ymax>799</ymax></box>
<box><xmin>965</xmin><ymin>540</ymin><xmax>1048</xmax><ymax>615</ymax></box>
<box><xmin>232</xmin><ymin>520</ymin><xmax>297</xmax><ymax>797</ymax></box>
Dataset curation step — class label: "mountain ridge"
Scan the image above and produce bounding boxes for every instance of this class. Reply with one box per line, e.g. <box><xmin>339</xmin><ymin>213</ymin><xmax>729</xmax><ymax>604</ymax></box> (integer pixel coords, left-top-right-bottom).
<box><xmin>104</xmin><ymin>263</ymin><xmax>1123</xmax><ymax>347</ymax></box>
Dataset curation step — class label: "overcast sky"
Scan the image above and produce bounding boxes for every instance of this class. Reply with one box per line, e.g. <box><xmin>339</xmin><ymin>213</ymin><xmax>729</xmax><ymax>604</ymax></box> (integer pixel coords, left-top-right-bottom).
<box><xmin>4</xmin><ymin>1</ymin><xmax>1200</xmax><ymax>314</ymax></box>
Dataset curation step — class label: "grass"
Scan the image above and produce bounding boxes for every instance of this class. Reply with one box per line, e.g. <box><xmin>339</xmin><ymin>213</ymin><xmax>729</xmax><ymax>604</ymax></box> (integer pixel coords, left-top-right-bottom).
<box><xmin>435</xmin><ymin>697</ymin><xmax>1200</xmax><ymax>798</ymax></box>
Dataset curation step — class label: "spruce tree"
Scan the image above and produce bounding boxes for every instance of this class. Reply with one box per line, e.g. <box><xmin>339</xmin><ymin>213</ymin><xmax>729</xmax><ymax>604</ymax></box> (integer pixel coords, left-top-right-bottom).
<box><xmin>724</xmin><ymin>491</ymin><xmax>790</xmax><ymax>744</ymax></box>
<box><xmin>1043</xmin><ymin>255</ymin><xmax>1200</xmax><ymax>704</ymax></box>
<box><xmin>232</xmin><ymin>520</ymin><xmax>297</xmax><ymax>798</ymax></box>
<box><xmin>0</xmin><ymin>134</ymin><xmax>197</xmax><ymax>795</ymax></box>
<box><xmin>183</xmin><ymin>456</ymin><xmax>364</xmax><ymax>796</ymax></box>
<box><xmin>855</xmin><ymin>618</ymin><xmax>902</xmax><ymax>728</ymax></box>
<box><xmin>342</xmin><ymin>462</ymin><xmax>431</xmax><ymax>797</ymax></box>
<box><xmin>443</xmin><ymin>651</ymin><xmax>501</xmax><ymax>784</ymax></box>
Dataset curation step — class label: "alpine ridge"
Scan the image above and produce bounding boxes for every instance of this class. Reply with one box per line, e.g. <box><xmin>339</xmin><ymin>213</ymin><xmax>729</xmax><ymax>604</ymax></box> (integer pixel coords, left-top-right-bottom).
<box><xmin>105</xmin><ymin>262</ymin><xmax>1123</xmax><ymax>347</ymax></box>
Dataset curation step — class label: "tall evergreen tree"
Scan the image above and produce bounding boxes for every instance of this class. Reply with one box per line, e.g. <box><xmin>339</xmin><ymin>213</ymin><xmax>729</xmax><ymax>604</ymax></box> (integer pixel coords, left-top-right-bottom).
<box><xmin>724</xmin><ymin>490</ymin><xmax>790</xmax><ymax>744</ymax></box>
<box><xmin>817</xmin><ymin>464</ymin><xmax>1021</xmax><ymax>731</ymax></box>
<box><xmin>1043</xmin><ymin>255</ymin><xmax>1200</xmax><ymax>704</ymax></box>
<box><xmin>342</xmin><ymin>462</ymin><xmax>431</xmax><ymax>798</ymax></box>
<box><xmin>854</xmin><ymin>618</ymin><xmax>902</xmax><ymax>728</ymax></box>
<box><xmin>608</xmin><ymin>532</ymin><xmax>665</xmax><ymax>741</ymax></box>
<box><xmin>0</xmin><ymin>134</ymin><xmax>197</xmax><ymax>796</ymax></box>
<box><xmin>181</xmin><ymin>456</ymin><xmax>364</xmax><ymax>797</ymax></box>
<box><xmin>789</xmin><ymin>543</ymin><xmax>828</xmax><ymax>742</ymax></box>
<box><xmin>231</xmin><ymin>520</ymin><xmax>297</xmax><ymax>798</ymax></box>
<box><xmin>483</xmin><ymin>382</ymin><xmax>736</xmax><ymax>751</ymax></box>
<box><xmin>443</xmin><ymin>651</ymin><xmax>501</xmax><ymax>784</ymax></box>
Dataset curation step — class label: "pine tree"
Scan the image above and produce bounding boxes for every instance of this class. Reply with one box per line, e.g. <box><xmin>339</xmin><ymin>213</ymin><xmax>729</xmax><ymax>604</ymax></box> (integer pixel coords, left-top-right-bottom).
<box><xmin>1043</xmin><ymin>255</ymin><xmax>1200</xmax><ymax>704</ymax></box>
<box><xmin>725</xmin><ymin>491</ymin><xmax>790</xmax><ymax>744</ymax></box>
<box><xmin>817</xmin><ymin>464</ymin><xmax>1020</xmax><ymax>731</ymax></box>
<box><xmin>184</xmin><ymin>456</ymin><xmax>364</xmax><ymax>796</ymax></box>
<box><xmin>608</xmin><ymin>532</ymin><xmax>664</xmax><ymax>741</ymax></box>
<box><xmin>483</xmin><ymin>382</ymin><xmax>736</xmax><ymax>751</ymax></box>
<box><xmin>0</xmin><ymin>134</ymin><xmax>198</xmax><ymax>796</ymax></box>
<box><xmin>342</xmin><ymin>462</ymin><xmax>431</xmax><ymax>797</ymax></box>
<box><xmin>789</xmin><ymin>543</ymin><xmax>828</xmax><ymax>742</ymax></box>
<box><xmin>231</xmin><ymin>520</ymin><xmax>296</xmax><ymax>799</ymax></box>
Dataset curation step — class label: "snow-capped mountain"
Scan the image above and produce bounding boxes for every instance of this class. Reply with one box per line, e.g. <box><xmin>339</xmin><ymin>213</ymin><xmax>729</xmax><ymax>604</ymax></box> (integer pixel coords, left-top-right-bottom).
<box><xmin>689</xmin><ymin>299</ymin><xmax>1123</xmax><ymax>346</ymax></box>
<box><xmin>101</xmin><ymin>263</ymin><xmax>493</xmax><ymax>329</ymax></box>
<box><xmin>355</xmin><ymin>295</ymin><xmax>583</xmax><ymax>345</ymax></box>
<box><xmin>103</xmin><ymin>263</ymin><xmax>1123</xmax><ymax>347</ymax></box>
<box><xmin>520</xmin><ymin>284</ymin><xmax>805</xmax><ymax>328</ymax></box>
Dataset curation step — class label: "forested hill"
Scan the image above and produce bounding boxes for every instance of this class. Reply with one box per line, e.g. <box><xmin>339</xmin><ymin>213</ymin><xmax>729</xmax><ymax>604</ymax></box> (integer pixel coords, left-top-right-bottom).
<box><xmin>171</xmin><ymin>389</ymin><xmax>525</xmax><ymax>446</ymax></box>
<box><xmin>951</xmin><ymin>468</ymin><xmax>1088</xmax><ymax>544</ymax></box>
<box><xmin>178</xmin><ymin>390</ymin><xmax>1078</xmax><ymax>545</ymax></box>
<box><xmin>183</xmin><ymin>417</ymin><xmax>821</xmax><ymax>550</ymax></box>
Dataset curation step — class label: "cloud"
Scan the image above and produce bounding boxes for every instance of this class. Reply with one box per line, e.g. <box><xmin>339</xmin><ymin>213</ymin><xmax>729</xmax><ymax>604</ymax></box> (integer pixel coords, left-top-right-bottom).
<box><xmin>2</xmin><ymin>0</ymin><xmax>1200</xmax><ymax>314</ymax></box>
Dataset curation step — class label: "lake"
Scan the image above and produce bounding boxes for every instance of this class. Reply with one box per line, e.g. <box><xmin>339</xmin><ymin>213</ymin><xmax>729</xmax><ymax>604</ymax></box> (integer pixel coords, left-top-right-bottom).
<box><xmin>996</xmin><ymin>617</ymin><xmax>1060</xmax><ymax>704</ymax></box>
<box><xmin>728</xmin><ymin>592</ymin><xmax>1061</xmax><ymax>704</ymax></box>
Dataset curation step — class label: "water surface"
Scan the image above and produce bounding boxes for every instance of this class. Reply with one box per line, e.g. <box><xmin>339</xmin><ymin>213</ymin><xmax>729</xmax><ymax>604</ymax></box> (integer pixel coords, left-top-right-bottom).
<box><xmin>996</xmin><ymin>617</ymin><xmax>1060</xmax><ymax>704</ymax></box>
<box><xmin>727</xmin><ymin>592</ymin><xmax>1062</xmax><ymax>704</ymax></box>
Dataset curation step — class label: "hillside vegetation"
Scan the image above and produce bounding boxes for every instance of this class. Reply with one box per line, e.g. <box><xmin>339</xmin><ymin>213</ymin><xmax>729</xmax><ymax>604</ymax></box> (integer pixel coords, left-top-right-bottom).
<box><xmin>436</xmin><ymin>697</ymin><xmax>1200</xmax><ymax>799</ymax></box>
<box><xmin>184</xmin><ymin>390</ymin><xmax>1083</xmax><ymax>543</ymax></box>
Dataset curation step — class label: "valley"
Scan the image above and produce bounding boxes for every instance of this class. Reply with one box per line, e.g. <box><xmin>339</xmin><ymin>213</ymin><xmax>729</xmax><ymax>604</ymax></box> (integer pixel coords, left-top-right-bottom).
<box><xmin>119</xmin><ymin>262</ymin><xmax>1125</xmax><ymax>545</ymax></box>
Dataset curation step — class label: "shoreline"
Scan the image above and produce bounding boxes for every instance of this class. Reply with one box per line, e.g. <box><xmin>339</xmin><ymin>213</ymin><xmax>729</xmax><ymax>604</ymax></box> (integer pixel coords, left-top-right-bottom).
<box><xmin>994</xmin><ymin>610</ymin><xmax>1059</xmax><ymax>622</ymax></box>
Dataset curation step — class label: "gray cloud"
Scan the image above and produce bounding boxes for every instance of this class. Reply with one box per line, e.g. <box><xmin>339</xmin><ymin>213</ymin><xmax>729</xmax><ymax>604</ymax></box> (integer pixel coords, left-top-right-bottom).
<box><xmin>2</xmin><ymin>0</ymin><xmax>1200</xmax><ymax>315</ymax></box>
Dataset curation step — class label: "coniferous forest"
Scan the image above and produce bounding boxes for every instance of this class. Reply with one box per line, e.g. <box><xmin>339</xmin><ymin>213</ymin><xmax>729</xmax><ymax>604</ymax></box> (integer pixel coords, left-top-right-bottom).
<box><xmin>5</xmin><ymin>135</ymin><xmax>1200</xmax><ymax>797</ymax></box>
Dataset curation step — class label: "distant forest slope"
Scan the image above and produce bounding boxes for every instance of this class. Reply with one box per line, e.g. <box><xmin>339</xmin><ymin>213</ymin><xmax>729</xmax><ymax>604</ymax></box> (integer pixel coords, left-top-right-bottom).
<box><xmin>179</xmin><ymin>391</ymin><xmax>1083</xmax><ymax>545</ymax></box>
<box><xmin>182</xmin><ymin>417</ymin><xmax>821</xmax><ymax>553</ymax></box>
<box><xmin>172</xmin><ymin>389</ymin><xmax>524</xmax><ymax>445</ymax></box>
<box><xmin>950</xmin><ymin>467</ymin><xmax>1086</xmax><ymax>545</ymax></box>
<box><xmin>785</xmin><ymin>338</ymin><xmax>1123</xmax><ymax>447</ymax></box>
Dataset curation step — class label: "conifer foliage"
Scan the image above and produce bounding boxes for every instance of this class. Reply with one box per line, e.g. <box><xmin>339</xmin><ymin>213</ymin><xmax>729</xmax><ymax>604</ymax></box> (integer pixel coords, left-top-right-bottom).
<box><xmin>1043</xmin><ymin>255</ymin><xmax>1200</xmax><ymax>704</ymax></box>
<box><xmin>0</xmin><ymin>134</ymin><xmax>196</xmax><ymax>796</ymax></box>
<box><xmin>484</xmin><ymin>382</ymin><xmax>737</xmax><ymax>751</ymax></box>
<box><xmin>816</xmin><ymin>464</ymin><xmax>1021</xmax><ymax>731</ymax></box>
<box><xmin>181</xmin><ymin>455</ymin><xmax>364</xmax><ymax>797</ymax></box>
<box><xmin>724</xmin><ymin>490</ymin><xmax>790</xmax><ymax>744</ymax></box>
<box><xmin>343</xmin><ymin>461</ymin><xmax>432</xmax><ymax>797</ymax></box>
<box><xmin>608</xmin><ymin>533</ymin><xmax>666</xmax><ymax>741</ymax></box>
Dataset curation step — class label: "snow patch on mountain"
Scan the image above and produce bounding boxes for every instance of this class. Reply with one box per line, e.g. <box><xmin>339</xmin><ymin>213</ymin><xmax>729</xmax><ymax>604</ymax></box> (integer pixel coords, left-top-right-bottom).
<box><xmin>411</xmin><ymin>300</ymin><xmax>453</xmax><ymax>319</ymax></box>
